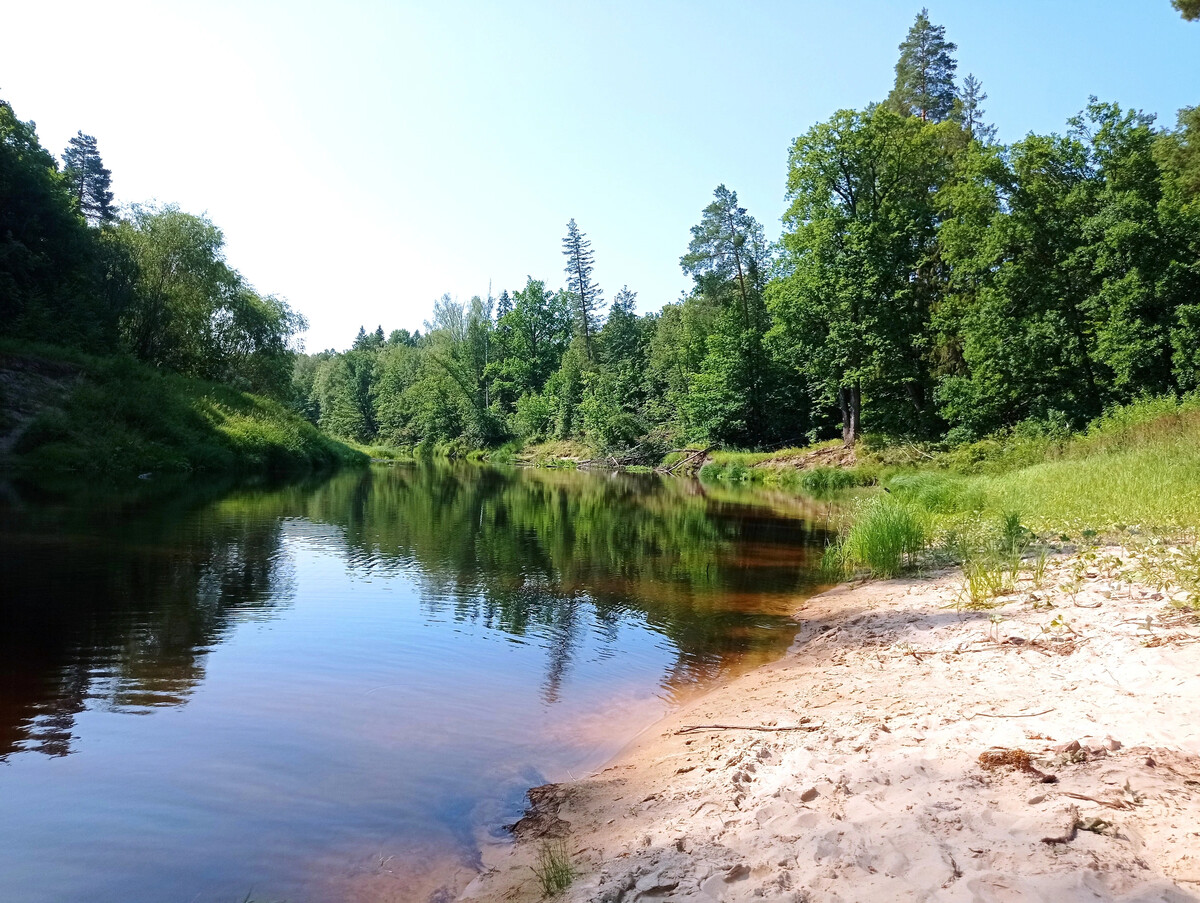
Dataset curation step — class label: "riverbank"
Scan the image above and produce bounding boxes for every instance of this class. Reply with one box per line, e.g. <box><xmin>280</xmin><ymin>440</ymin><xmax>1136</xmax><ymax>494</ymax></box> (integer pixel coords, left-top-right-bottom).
<box><xmin>463</xmin><ymin>543</ymin><xmax>1200</xmax><ymax>901</ymax></box>
<box><xmin>0</xmin><ymin>343</ymin><xmax>366</xmax><ymax>476</ymax></box>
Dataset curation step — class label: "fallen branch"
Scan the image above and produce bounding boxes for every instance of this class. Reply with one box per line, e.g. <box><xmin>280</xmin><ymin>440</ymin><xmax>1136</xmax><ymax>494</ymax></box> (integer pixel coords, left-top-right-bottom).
<box><xmin>966</xmin><ymin>707</ymin><xmax>1055</xmax><ymax>720</ymax></box>
<box><xmin>1041</xmin><ymin>806</ymin><xmax>1080</xmax><ymax>845</ymax></box>
<box><xmin>676</xmin><ymin>722</ymin><xmax>821</xmax><ymax>735</ymax></box>
<box><xmin>662</xmin><ymin>446</ymin><xmax>716</xmax><ymax>475</ymax></box>
<box><xmin>1059</xmin><ymin>791</ymin><xmax>1135</xmax><ymax>810</ymax></box>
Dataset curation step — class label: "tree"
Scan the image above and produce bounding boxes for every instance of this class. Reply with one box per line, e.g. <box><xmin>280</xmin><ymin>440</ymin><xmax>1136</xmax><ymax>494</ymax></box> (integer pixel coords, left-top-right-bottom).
<box><xmin>887</xmin><ymin>8</ymin><xmax>959</xmax><ymax>123</ymax></box>
<box><xmin>958</xmin><ymin>73</ymin><xmax>997</xmax><ymax>143</ymax></box>
<box><xmin>62</xmin><ymin>131</ymin><xmax>115</xmax><ymax>225</ymax></box>
<box><xmin>601</xmin><ymin>286</ymin><xmax>642</xmax><ymax>364</ymax></box>
<box><xmin>116</xmin><ymin>204</ymin><xmax>240</xmax><ymax>371</ymax></box>
<box><xmin>561</xmin><ymin>218</ymin><xmax>604</xmax><ymax>359</ymax></box>
<box><xmin>680</xmin><ymin>184</ymin><xmax>769</xmax><ymax>331</ymax></box>
<box><xmin>1</xmin><ymin>99</ymin><xmax>122</xmax><ymax>347</ymax></box>
<box><xmin>1157</xmin><ymin>106</ymin><xmax>1200</xmax><ymax>199</ymax></box>
<box><xmin>769</xmin><ymin>107</ymin><xmax>949</xmax><ymax>445</ymax></box>
<box><xmin>1174</xmin><ymin>0</ymin><xmax>1200</xmax><ymax>21</ymax></box>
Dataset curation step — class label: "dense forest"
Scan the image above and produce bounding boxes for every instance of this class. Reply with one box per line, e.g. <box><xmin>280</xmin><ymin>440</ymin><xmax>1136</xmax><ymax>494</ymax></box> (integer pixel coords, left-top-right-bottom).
<box><xmin>0</xmin><ymin>108</ymin><xmax>305</xmax><ymax>398</ymax></box>
<box><xmin>295</xmin><ymin>10</ymin><xmax>1200</xmax><ymax>454</ymax></box>
<box><xmin>4</xmin><ymin>7</ymin><xmax>1199</xmax><ymax>459</ymax></box>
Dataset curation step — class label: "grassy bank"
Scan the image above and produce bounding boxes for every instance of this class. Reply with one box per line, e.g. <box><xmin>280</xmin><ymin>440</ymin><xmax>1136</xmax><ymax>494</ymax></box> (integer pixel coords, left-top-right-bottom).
<box><xmin>1</xmin><ymin>343</ymin><xmax>367</xmax><ymax>477</ymax></box>
<box><xmin>816</xmin><ymin>395</ymin><xmax>1200</xmax><ymax>596</ymax></box>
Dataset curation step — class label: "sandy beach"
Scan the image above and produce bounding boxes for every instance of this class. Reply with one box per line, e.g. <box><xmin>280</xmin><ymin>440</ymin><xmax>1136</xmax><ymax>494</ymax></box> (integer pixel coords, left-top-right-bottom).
<box><xmin>461</xmin><ymin>545</ymin><xmax>1200</xmax><ymax>902</ymax></box>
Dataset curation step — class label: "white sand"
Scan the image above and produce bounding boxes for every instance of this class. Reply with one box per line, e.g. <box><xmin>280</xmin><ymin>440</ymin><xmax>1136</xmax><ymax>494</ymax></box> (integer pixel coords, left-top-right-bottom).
<box><xmin>461</xmin><ymin>547</ymin><xmax>1200</xmax><ymax>902</ymax></box>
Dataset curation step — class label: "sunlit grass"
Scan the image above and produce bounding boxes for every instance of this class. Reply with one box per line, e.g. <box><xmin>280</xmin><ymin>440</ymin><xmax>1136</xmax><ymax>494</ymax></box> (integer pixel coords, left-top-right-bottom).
<box><xmin>531</xmin><ymin>840</ymin><xmax>575</xmax><ymax>897</ymax></box>
<box><xmin>824</xmin><ymin>496</ymin><xmax>929</xmax><ymax>578</ymax></box>
<box><xmin>6</xmin><ymin>343</ymin><xmax>366</xmax><ymax>476</ymax></box>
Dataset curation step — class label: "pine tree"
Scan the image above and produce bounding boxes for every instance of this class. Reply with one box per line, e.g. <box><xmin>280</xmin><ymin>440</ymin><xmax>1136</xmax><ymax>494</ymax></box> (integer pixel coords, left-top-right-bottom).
<box><xmin>887</xmin><ymin>8</ymin><xmax>959</xmax><ymax>123</ymax></box>
<box><xmin>958</xmin><ymin>73</ymin><xmax>997</xmax><ymax>143</ymax></box>
<box><xmin>61</xmin><ymin>131</ymin><xmax>115</xmax><ymax>225</ymax></box>
<box><xmin>1174</xmin><ymin>0</ymin><xmax>1199</xmax><ymax>21</ymax></box>
<box><xmin>680</xmin><ymin>184</ymin><xmax>769</xmax><ymax>331</ymax></box>
<box><xmin>561</xmin><ymin>218</ymin><xmax>604</xmax><ymax>360</ymax></box>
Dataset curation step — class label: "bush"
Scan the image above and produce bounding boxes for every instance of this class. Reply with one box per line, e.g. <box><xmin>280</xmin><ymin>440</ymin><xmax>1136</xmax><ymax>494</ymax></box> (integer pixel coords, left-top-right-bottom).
<box><xmin>725</xmin><ymin>459</ymin><xmax>750</xmax><ymax>482</ymax></box>
<box><xmin>698</xmin><ymin>460</ymin><xmax>725</xmax><ymax>483</ymax></box>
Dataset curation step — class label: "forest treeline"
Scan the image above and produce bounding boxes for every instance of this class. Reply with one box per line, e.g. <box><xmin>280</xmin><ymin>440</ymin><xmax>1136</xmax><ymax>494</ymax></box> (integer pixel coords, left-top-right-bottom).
<box><xmin>4</xmin><ymin>8</ymin><xmax>1198</xmax><ymax>458</ymax></box>
<box><xmin>296</xmin><ymin>10</ymin><xmax>1200</xmax><ymax>454</ymax></box>
<box><xmin>0</xmin><ymin>106</ymin><xmax>304</xmax><ymax>398</ymax></box>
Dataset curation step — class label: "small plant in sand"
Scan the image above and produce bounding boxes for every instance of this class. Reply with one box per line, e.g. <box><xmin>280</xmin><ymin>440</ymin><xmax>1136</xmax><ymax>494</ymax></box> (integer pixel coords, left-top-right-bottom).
<box><xmin>1041</xmin><ymin>613</ymin><xmax>1076</xmax><ymax>642</ymax></box>
<box><xmin>1030</xmin><ymin>545</ymin><xmax>1050</xmax><ymax>588</ymax></box>
<box><xmin>531</xmin><ymin>840</ymin><xmax>575</xmax><ymax>897</ymax></box>
<box><xmin>960</xmin><ymin>555</ymin><xmax>1008</xmax><ymax>608</ymax></box>
<box><xmin>988</xmin><ymin>611</ymin><xmax>1004</xmax><ymax>642</ymax></box>
<box><xmin>1059</xmin><ymin>559</ymin><xmax>1086</xmax><ymax>605</ymax></box>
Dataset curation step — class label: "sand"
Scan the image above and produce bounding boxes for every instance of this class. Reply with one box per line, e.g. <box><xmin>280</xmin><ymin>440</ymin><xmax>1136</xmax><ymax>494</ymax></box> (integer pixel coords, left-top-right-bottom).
<box><xmin>460</xmin><ymin>545</ymin><xmax>1200</xmax><ymax>902</ymax></box>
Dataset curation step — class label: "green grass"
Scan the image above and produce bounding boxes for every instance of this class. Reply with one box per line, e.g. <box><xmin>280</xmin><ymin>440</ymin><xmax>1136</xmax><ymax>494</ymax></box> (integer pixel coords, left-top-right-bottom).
<box><xmin>4</xmin><ymin>344</ymin><xmax>366</xmax><ymax>477</ymax></box>
<box><xmin>800</xmin><ymin>465</ymin><xmax>869</xmax><ymax>495</ymax></box>
<box><xmin>823</xmin><ymin>395</ymin><xmax>1200</xmax><ymax>578</ymax></box>
<box><xmin>531</xmin><ymin>840</ymin><xmax>575</xmax><ymax>897</ymax></box>
<box><xmin>824</xmin><ymin>496</ymin><xmax>929</xmax><ymax>578</ymax></box>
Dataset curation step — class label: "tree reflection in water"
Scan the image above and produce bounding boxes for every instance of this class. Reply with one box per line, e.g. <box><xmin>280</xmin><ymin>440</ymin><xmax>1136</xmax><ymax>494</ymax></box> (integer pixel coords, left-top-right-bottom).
<box><xmin>0</xmin><ymin>462</ymin><xmax>832</xmax><ymax>759</ymax></box>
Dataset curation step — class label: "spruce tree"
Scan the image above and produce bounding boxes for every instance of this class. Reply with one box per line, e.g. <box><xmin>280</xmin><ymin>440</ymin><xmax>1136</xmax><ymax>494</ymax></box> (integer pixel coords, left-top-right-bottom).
<box><xmin>958</xmin><ymin>73</ymin><xmax>997</xmax><ymax>143</ymax></box>
<box><xmin>887</xmin><ymin>8</ymin><xmax>959</xmax><ymax>123</ymax></box>
<box><xmin>61</xmin><ymin>131</ymin><xmax>115</xmax><ymax>225</ymax></box>
<box><xmin>561</xmin><ymin>218</ymin><xmax>604</xmax><ymax>360</ymax></box>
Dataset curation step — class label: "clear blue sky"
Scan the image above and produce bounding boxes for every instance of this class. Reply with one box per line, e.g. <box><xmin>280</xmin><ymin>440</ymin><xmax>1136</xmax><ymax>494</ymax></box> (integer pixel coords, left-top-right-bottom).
<box><xmin>4</xmin><ymin>1</ymin><xmax>1197</xmax><ymax>350</ymax></box>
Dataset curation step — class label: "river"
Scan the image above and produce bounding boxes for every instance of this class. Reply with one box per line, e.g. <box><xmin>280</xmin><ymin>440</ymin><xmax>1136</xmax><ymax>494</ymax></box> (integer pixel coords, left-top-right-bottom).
<box><xmin>0</xmin><ymin>462</ymin><xmax>831</xmax><ymax>902</ymax></box>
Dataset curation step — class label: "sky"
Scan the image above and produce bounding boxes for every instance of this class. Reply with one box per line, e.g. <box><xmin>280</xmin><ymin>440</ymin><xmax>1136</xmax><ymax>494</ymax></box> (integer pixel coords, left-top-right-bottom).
<box><xmin>4</xmin><ymin>1</ymin><xmax>1198</xmax><ymax>351</ymax></box>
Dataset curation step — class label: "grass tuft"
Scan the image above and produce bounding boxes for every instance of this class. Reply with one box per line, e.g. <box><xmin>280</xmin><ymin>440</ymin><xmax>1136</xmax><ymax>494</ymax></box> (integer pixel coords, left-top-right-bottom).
<box><xmin>825</xmin><ymin>497</ymin><xmax>929</xmax><ymax>578</ymax></box>
<box><xmin>531</xmin><ymin>840</ymin><xmax>575</xmax><ymax>897</ymax></box>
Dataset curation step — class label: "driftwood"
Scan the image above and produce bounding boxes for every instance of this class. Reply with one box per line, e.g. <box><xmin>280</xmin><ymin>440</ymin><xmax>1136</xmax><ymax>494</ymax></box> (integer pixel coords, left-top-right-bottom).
<box><xmin>660</xmin><ymin>446</ymin><xmax>716</xmax><ymax>475</ymax></box>
<box><xmin>676</xmin><ymin>722</ymin><xmax>821</xmax><ymax>735</ymax></box>
<box><xmin>967</xmin><ymin>707</ymin><xmax>1055</xmax><ymax>719</ymax></box>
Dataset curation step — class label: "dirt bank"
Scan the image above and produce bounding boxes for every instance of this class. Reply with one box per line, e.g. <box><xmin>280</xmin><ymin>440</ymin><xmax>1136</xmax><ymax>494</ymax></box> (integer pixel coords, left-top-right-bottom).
<box><xmin>462</xmin><ymin>546</ymin><xmax>1200</xmax><ymax>902</ymax></box>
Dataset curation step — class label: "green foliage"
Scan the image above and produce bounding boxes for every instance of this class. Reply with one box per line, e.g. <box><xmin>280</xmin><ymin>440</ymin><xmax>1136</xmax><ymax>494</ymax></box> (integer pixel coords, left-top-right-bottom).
<box><xmin>61</xmin><ymin>131</ymin><xmax>115</xmax><ymax>225</ymax></box>
<box><xmin>562</xmin><ymin>218</ymin><xmax>604</xmax><ymax>360</ymax></box>
<box><xmin>1174</xmin><ymin>0</ymin><xmax>1200</xmax><ymax>20</ymax></box>
<box><xmin>886</xmin><ymin>472</ymin><xmax>985</xmax><ymax>514</ymax></box>
<box><xmin>6</xmin><ymin>345</ymin><xmax>365</xmax><ymax>476</ymax></box>
<box><xmin>0</xmin><ymin>99</ymin><xmax>121</xmax><ymax>350</ymax></box>
<box><xmin>769</xmin><ymin>106</ymin><xmax>951</xmax><ymax>445</ymax></box>
<box><xmin>799</xmin><ymin>466</ymin><xmax>862</xmax><ymax>495</ymax></box>
<box><xmin>887</xmin><ymin>7</ymin><xmax>959</xmax><ymax>123</ymax></box>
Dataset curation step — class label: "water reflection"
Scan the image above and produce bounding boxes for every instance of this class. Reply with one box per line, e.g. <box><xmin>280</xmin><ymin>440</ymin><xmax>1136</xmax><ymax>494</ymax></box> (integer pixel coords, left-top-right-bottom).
<box><xmin>0</xmin><ymin>463</ymin><xmax>832</xmax><ymax>903</ymax></box>
<box><xmin>1</xmin><ymin>480</ymin><xmax>298</xmax><ymax>759</ymax></box>
<box><xmin>283</xmin><ymin>463</ymin><xmax>831</xmax><ymax>701</ymax></box>
<box><xmin>1</xmin><ymin>465</ymin><xmax>831</xmax><ymax>761</ymax></box>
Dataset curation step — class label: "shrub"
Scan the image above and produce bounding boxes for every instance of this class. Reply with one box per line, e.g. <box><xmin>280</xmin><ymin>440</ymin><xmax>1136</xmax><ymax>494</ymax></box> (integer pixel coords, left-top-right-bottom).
<box><xmin>724</xmin><ymin>459</ymin><xmax>750</xmax><ymax>482</ymax></box>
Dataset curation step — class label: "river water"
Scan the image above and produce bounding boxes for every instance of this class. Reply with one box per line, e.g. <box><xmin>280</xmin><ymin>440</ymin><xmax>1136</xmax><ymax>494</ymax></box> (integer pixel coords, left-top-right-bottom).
<box><xmin>0</xmin><ymin>463</ymin><xmax>831</xmax><ymax>902</ymax></box>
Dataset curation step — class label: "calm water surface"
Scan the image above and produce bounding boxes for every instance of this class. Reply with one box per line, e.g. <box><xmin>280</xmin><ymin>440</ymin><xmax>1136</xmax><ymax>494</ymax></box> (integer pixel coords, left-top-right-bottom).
<box><xmin>0</xmin><ymin>463</ymin><xmax>831</xmax><ymax>902</ymax></box>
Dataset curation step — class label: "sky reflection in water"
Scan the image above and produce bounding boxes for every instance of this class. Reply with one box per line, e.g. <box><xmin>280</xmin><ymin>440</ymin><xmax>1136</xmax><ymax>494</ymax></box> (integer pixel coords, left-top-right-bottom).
<box><xmin>0</xmin><ymin>463</ymin><xmax>831</xmax><ymax>902</ymax></box>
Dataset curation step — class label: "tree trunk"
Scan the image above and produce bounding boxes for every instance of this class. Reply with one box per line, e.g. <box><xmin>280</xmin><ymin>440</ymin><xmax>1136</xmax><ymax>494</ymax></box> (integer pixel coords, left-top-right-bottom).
<box><xmin>840</xmin><ymin>383</ymin><xmax>861</xmax><ymax>447</ymax></box>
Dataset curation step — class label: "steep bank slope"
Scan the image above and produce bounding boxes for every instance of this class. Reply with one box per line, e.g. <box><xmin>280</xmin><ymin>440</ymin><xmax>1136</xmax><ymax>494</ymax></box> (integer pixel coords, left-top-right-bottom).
<box><xmin>0</xmin><ymin>344</ymin><xmax>366</xmax><ymax>476</ymax></box>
